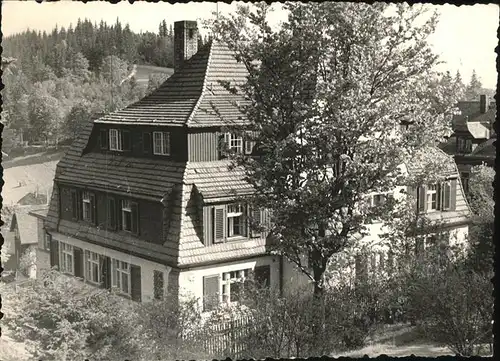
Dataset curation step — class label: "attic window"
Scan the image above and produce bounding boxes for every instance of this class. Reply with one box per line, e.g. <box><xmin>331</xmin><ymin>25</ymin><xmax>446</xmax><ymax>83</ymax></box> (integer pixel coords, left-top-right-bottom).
<box><xmin>153</xmin><ymin>131</ymin><xmax>171</xmax><ymax>156</ymax></box>
<box><xmin>224</xmin><ymin>133</ymin><xmax>243</xmax><ymax>154</ymax></box>
<box><xmin>109</xmin><ymin>129</ymin><xmax>122</xmax><ymax>151</ymax></box>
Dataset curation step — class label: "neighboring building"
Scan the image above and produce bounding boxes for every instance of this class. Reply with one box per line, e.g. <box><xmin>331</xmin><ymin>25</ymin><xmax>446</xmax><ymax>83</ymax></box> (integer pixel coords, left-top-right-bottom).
<box><xmin>5</xmin><ymin>205</ymin><xmax>48</xmax><ymax>279</ymax></box>
<box><xmin>329</xmin><ymin>147</ymin><xmax>471</xmax><ymax>285</ymax></box>
<box><xmin>440</xmin><ymin>94</ymin><xmax>496</xmax><ymax>195</ymax></box>
<box><xmin>43</xmin><ymin>20</ymin><xmax>280</xmax><ymax>309</ymax></box>
<box><xmin>29</xmin><ymin>207</ymin><xmax>50</xmax><ymax>278</ymax></box>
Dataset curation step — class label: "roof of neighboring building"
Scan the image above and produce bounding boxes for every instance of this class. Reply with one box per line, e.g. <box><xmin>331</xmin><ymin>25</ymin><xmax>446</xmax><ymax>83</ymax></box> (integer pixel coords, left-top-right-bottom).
<box><xmin>28</xmin><ymin>207</ymin><xmax>49</xmax><ymax>220</ymax></box>
<box><xmin>10</xmin><ymin>206</ymin><xmax>41</xmax><ymax>245</ymax></box>
<box><xmin>439</xmin><ymin>136</ymin><xmax>456</xmax><ymax>155</ymax></box>
<box><xmin>96</xmin><ymin>41</ymin><xmax>248</xmax><ymax>128</ymax></box>
<box><xmin>471</xmin><ymin>137</ymin><xmax>496</xmax><ymax>157</ymax></box>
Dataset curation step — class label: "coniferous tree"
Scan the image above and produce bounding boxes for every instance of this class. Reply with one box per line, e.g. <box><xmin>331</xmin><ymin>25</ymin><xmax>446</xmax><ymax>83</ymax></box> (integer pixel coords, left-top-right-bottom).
<box><xmin>465</xmin><ymin>69</ymin><xmax>483</xmax><ymax>101</ymax></box>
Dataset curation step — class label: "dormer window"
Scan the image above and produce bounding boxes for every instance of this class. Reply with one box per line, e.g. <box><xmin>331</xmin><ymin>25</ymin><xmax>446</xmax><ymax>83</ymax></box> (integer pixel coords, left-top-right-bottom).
<box><xmin>426</xmin><ymin>185</ymin><xmax>438</xmax><ymax>211</ymax></box>
<box><xmin>224</xmin><ymin>133</ymin><xmax>243</xmax><ymax>154</ymax></box>
<box><xmin>153</xmin><ymin>131</ymin><xmax>171</xmax><ymax>156</ymax></box>
<box><xmin>109</xmin><ymin>129</ymin><xmax>131</xmax><ymax>152</ymax></box>
<box><xmin>109</xmin><ymin>129</ymin><xmax>122</xmax><ymax>151</ymax></box>
<box><xmin>456</xmin><ymin>137</ymin><xmax>472</xmax><ymax>153</ymax></box>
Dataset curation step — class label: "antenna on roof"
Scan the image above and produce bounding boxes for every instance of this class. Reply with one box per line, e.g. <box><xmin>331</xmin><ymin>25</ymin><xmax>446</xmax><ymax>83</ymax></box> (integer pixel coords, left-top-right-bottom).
<box><xmin>216</xmin><ymin>2</ymin><xmax>219</xmax><ymax>20</ymax></box>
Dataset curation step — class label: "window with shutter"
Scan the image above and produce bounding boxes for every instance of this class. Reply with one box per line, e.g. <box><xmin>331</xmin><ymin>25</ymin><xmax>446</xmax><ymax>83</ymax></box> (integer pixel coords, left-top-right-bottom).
<box><xmin>153</xmin><ymin>270</ymin><xmax>164</xmax><ymax>300</ymax></box>
<box><xmin>213</xmin><ymin>206</ymin><xmax>226</xmax><ymax>243</ymax></box>
<box><xmin>450</xmin><ymin>179</ymin><xmax>457</xmax><ymax>211</ymax></box>
<box><xmin>109</xmin><ymin>129</ymin><xmax>122</xmax><ymax>151</ymax></box>
<box><xmin>100</xmin><ymin>129</ymin><xmax>108</xmax><ymax>149</ymax></box>
<box><xmin>203</xmin><ymin>275</ymin><xmax>220</xmax><ymax>311</ymax></box>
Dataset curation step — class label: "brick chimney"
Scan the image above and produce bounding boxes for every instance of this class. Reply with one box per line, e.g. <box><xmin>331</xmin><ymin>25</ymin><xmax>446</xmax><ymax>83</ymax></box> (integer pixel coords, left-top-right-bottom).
<box><xmin>174</xmin><ymin>21</ymin><xmax>198</xmax><ymax>72</ymax></box>
<box><xmin>479</xmin><ymin>94</ymin><xmax>489</xmax><ymax>114</ymax></box>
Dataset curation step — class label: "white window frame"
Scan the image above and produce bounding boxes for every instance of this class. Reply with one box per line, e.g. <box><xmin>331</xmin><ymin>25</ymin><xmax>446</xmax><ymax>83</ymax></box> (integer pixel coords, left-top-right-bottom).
<box><xmin>426</xmin><ymin>184</ymin><xmax>438</xmax><ymax>211</ymax></box>
<box><xmin>59</xmin><ymin>242</ymin><xmax>74</xmax><ymax>275</ymax></box>
<box><xmin>112</xmin><ymin>259</ymin><xmax>131</xmax><ymax>296</ymax></box>
<box><xmin>153</xmin><ymin>131</ymin><xmax>171</xmax><ymax>156</ymax></box>
<box><xmin>222</xmin><ymin>268</ymin><xmax>251</xmax><ymax>304</ymax></box>
<box><xmin>85</xmin><ymin>250</ymin><xmax>101</xmax><ymax>285</ymax></box>
<box><xmin>226</xmin><ymin>133</ymin><xmax>243</xmax><ymax>154</ymax></box>
<box><xmin>121</xmin><ymin>200</ymin><xmax>133</xmax><ymax>232</ymax></box>
<box><xmin>109</xmin><ymin>129</ymin><xmax>123</xmax><ymax>151</ymax></box>
<box><xmin>227</xmin><ymin>203</ymin><xmax>245</xmax><ymax>238</ymax></box>
<box><xmin>82</xmin><ymin>191</ymin><xmax>92</xmax><ymax>222</ymax></box>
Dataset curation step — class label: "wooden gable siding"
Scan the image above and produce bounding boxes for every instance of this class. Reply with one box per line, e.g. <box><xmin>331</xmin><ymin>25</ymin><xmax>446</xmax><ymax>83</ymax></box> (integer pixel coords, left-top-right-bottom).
<box><xmin>58</xmin><ymin>185</ymin><xmax>164</xmax><ymax>245</ymax></box>
<box><xmin>93</xmin><ymin>125</ymin><xmax>188</xmax><ymax>162</ymax></box>
<box><xmin>187</xmin><ymin>130</ymin><xmax>219</xmax><ymax>162</ymax></box>
<box><xmin>176</xmin><ymin>183</ymin><xmax>268</xmax><ymax>267</ymax></box>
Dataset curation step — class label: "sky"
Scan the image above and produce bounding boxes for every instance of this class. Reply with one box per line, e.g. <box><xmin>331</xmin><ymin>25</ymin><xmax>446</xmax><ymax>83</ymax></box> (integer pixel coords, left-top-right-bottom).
<box><xmin>2</xmin><ymin>1</ymin><xmax>498</xmax><ymax>89</ymax></box>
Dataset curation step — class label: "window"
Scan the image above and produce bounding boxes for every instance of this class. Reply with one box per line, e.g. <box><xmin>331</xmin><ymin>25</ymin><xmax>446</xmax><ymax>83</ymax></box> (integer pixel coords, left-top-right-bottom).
<box><xmin>82</xmin><ymin>191</ymin><xmax>92</xmax><ymax>222</ymax></box>
<box><xmin>225</xmin><ymin>133</ymin><xmax>243</xmax><ymax>154</ymax></box>
<box><xmin>59</xmin><ymin>242</ymin><xmax>74</xmax><ymax>274</ymax></box>
<box><xmin>109</xmin><ymin>129</ymin><xmax>122</xmax><ymax>151</ymax></box>
<box><xmin>227</xmin><ymin>203</ymin><xmax>246</xmax><ymax>238</ymax></box>
<box><xmin>372</xmin><ymin>193</ymin><xmax>387</xmax><ymax>207</ymax></box>
<box><xmin>85</xmin><ymin>250</ymin><xmax>101</xmax><ymax>284</ymax></box>
<box><xmin>457</xmin><ymin>137</ymin><xmax>472</xmax><ymax>153</ymax></box>
<box><xmin>153</xmin><ymin>131</ymin><xmax>171</xmax><ymax>155</ymax></box>
<box><xmin>153</xmin><ymin>270</ymin><xmax>164</xmax><ymax>300</ymax></box>
<box><xmin>426</xmin><ymin>185</ymin><xmax>437</xmax><ymax>211</ymax></box>
<box><xmin>121</xmin><ymin>200</ymin><xmax>139</xmax><ymax>233</ymax></box>
<box><xmin>112</xmin><ymin>259</ymin><xmax>131</xmax><ymax>295</ymax></box>
<box><xmin>222</xmin><ymin>269</ymin><xmax>251</xmax><ymax>303</ymax></box>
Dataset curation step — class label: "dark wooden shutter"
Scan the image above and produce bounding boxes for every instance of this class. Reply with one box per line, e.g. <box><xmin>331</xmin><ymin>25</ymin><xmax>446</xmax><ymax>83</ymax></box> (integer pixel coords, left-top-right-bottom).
<box><xmin>203</xmin><ymin>275</ymin><xmax>220</xmax><ymax>311</ymax></box>
<box><xmin>99</xmin><ymin>256</ymin><xmax>111</xmax><ymax>290</ymax></box>
<box><xmin>153</xmin><ymin>270</ymin><xmax>164</xmax><ymax>300</ymax></box>
<box><xmin>436</xmin><ymin>184</ymin><xmax>442</xmax><ymax>210</ymax></box>
<box><xmin>74</xmin><ymin>247</ymin><xmax>84</xmax><ymax>278</ymax></box>
<box><xmin>203</xmin><ymin>206</ymin><xmax>214</xmax><ymax>245</ymax></box>
<box><xmin>100</xmin><ymin>129</ymin><xmax>108</xmax><ymax>149</ymax></box>
<box><xmin>131</xmin><ymin>202</ymin><xmax>139</xmax><ymax>234</ymax></box>
<box><xmin>117</xmin><ymin>199</ymin><xmax>123</xmax><ymax>230</ymax></box>
<box><xmin>249</xmin><ymin>206</ymin><xmax>261</xmax><ymax>238</ymax></box>
<box><xmin>218</xmin><ymin>133</ymin><xmax>227</xmax><ymax>159</ymax></box>
<box><xmin>107</xmin><ymin>197</ymin><xmax>116</xmax><ymax>230</ymax></box>
<box><xmin>443</xmin><ymin>182</ymin><xmax>451</xmax><ymax>210</ymax></box>
<box><xmin>122</xmin><ymin>130</ymin><xmax>131</xmax><ymax>151</ymax></box>
<box><xmin>71</xmin><ymin>190</ymin><xmax>78</xmax><ymax>220</ymax></box>
<box><xmin>76</xmin><ymin>190</ymin><xmax>83</xmax><ymax>220</ymax></box>
<box><xmin>142</xmin><ymin>132</ymin><xmax>151</xmax><ymax>154</ymax></box>
<box><xmin>213</xmin><ymin>205</ymin><xmax>226</xmax><ymax>243</ymax></box>
<box><xmin>131</xmin><ymin>265</ymin><xmax>142</xmax><ymax>302</ymax></box>
<box><xmin>260</xmin><ymin>209</ymin><xmax>271</xmax><ymax>238</ymax></box>
<box><xmin>417</xmin><ymin>186</ymin><xmax>426</xmax><ymax>213</ymax></box>
<box><xmin>50</xmin><ymin>239</ymin><xmax>59</xmax><ymax>269</ymax></box>
<box><xmin>90</xmin><ymin>193</ymin><xmax>97</xmax><ymax>225</ymax></box>
<box><xmin>254</xmin><ymin>265</ymin><xmax>271</xmax><ymax>288</ymax></box>
<box><xmin>450</xmin><ymin>179</ymin><xmax>457</xmax><ymax>211</ymax></box>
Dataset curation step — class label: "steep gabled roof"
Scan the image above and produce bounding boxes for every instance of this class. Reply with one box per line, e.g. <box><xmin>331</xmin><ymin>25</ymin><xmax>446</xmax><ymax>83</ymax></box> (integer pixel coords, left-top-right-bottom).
<box><xmin>95</xmin><ymin>41</ymin><xmax>248</xmax><ymax>128</ymax></box>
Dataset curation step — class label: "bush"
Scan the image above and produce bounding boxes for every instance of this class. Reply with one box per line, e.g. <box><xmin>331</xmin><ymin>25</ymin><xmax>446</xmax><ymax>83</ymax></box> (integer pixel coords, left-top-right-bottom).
<box><xmin>402</xmin><ymin>255</ymin><xmax>493</xmax><ymax>356</ymax></box>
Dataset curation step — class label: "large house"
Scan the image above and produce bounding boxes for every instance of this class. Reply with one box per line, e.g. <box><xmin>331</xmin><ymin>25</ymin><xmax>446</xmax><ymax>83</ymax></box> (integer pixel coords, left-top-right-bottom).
<box><xmin>41</xmin><ymin>21</ymin><xmax>292</xmax><ymax>309</ymax></box>
<box><xmin>39</xmin><ymin>21</ymin><xmax>471</xmax><ymax>310</ymax></box>
<box><xmin>440</xmin><ymin>94</ymin><xmax>496</xmax><ymax>194</ymax></box>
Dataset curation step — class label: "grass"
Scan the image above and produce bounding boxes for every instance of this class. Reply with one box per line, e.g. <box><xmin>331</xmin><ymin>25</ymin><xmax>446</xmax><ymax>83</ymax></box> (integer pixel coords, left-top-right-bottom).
<box><xmin>331</xmin><ymin>323</ymin><xmax>454</xmax><ymax>358</ymax></box>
